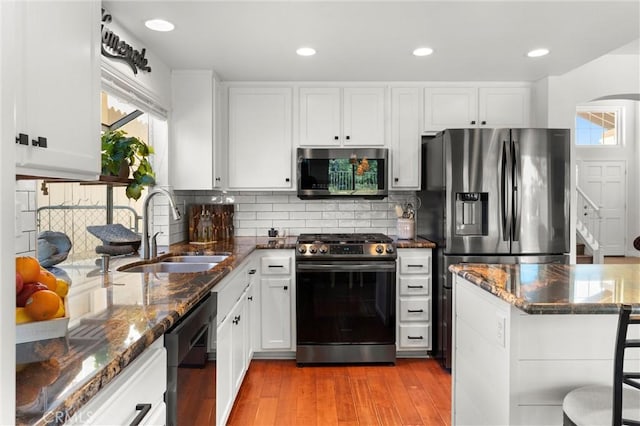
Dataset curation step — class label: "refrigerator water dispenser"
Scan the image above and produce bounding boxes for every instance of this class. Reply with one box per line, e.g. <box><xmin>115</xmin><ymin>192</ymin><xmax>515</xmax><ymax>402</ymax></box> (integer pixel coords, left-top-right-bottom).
<box><xmin>455</xmin><ymin>192</ymin><xmax>488</xmax><ymax>236</ymax></box>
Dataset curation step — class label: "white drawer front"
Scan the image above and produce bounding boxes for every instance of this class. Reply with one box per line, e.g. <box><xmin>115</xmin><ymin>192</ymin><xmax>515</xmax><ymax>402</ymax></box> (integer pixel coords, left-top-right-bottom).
<box><xmin>399</xmin><ymin>277</ymin><xmax>430</xmax><ymax>296</ymax></box>
<box><xmin>399</xmin><ymin>324</ymin><xmax>431</xmax><ymax>348</ymax></box>
<box><xmin>399</xmin><ymin>298</ymin><xmax>430</xmax><ymax>321</ymax></box>
<box><xmin>260</xmin><ymin>256</ymin><xmax>291</xmax><ymax>275</ymax></box>
<box><xmin>399</xmin><ymin>256</ymin><xmax>430</xmax><ymax>274</ymax></box>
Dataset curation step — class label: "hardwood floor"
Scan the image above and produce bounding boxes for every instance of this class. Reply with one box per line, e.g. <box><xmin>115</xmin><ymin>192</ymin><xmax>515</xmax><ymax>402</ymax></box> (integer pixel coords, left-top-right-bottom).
<box><xmin>178</xmin><ymin>358</ymin><xmax>451</xmax><ymax>425</ymax></box>
<box><xmin>227</xmin><ymin>359</ymin><xmax>451</xmax><ymax>426</ymax></box>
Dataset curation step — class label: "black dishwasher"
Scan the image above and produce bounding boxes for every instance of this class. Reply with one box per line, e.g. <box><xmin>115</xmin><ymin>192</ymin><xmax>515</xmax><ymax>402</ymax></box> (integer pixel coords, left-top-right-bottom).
<box><xmin>165</xmin><ymin>293</ymin><xmax>216</xmax><ymax>426</ymax></box>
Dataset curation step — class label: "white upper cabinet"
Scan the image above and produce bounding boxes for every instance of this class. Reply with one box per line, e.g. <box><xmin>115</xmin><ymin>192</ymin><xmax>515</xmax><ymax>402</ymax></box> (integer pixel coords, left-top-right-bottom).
<box><xmin>15</xmin><ymin>0</ymin><xmax>101</xmax><ymax>179</ymax></box>
<box><xmin>478</xmin><ymin>87</ymin><xmax>531</xmax><ymax>128</ymax></box>
<box><xmin>390</xmin><ymin>88</ymin><xmax>422</xmax><ymax>189</ymax></box>
<box><xmin>171</xmin><ymin>70</ymin><xmax>223</xmax><ymax>190</ymax></box>
<box><xmin>227</xmin><ymin>87</ymin><xmax>293</xmax><ymax>190</ymax></box>
<box><xmin>424</xmin><ymin>87</ymin><xmax>478</xmax><ymax>131</ymax></box>
<box><xmin>298</xmin><ymin>88</ymin><xmax>341</xmax><ymax>146</ymax></box>
<box><xmin>424</xmin><ymin>86</ymin><xmax>531</xmax><ymax>132</ymax></box>
<box><xmin>299</xmin><ymin>87</ymin><xmax>385</xmax><ymax>146</ymax></box>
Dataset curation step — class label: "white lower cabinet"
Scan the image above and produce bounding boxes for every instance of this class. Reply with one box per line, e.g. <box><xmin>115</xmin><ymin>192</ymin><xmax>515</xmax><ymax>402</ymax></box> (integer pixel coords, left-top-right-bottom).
<box><xmin>214</xmin><ymin>255</ymin><xmax>257</xmax><ymax>426</ymax></box>
<box><xmin>68</xmin><ymin>338</ymin><xmax>167</xmax><ymax>425</ymax></box>
<box><xmin>396</xmin><ymin>248</ymin><xmax>433</xmax><ymax>353</ymax></box>
<box><xmin>258</xmin><ymin>251</ymin><xmax>295</xmax><ymax>352</ymax></box>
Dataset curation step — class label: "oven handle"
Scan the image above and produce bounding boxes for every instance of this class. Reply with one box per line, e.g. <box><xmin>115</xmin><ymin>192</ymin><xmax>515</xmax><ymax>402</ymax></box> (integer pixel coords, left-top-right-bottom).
<box><xmin>296</xmin><ymin>262</ymin><xmax>396</xmax><ymax>271</ymax></box>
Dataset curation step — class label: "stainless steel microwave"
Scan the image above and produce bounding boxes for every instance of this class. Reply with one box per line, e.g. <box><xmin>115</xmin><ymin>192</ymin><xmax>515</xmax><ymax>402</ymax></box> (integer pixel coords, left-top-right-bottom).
<box><xmin>297</xmin><ymin>147</ymin><xmax>389</xmax><ymax>199</ymax></box>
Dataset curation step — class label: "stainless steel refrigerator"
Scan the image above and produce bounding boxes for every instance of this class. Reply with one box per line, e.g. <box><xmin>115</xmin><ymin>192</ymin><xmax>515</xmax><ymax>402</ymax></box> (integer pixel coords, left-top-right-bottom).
<box><xmin>416</xmin><ymin>128</ymin><xmax>570</xmax><ymax>369</ymax></box>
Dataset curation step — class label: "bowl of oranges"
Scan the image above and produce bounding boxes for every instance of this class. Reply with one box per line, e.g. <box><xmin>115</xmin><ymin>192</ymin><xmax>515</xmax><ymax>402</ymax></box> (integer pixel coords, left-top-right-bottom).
<box><xmin>15</xmin><ymin>256</ymin><xmax>70</xmax><ymax>344</ymax></box>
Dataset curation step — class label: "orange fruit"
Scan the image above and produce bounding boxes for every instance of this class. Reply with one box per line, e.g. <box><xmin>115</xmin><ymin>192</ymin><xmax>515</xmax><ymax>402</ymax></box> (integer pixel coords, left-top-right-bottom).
<box><xmin>38</xmin><ymin>269</ymin><xmax>57</xmax><ymax>291</ymax></box>
<box><xmin>24</xmin><ymin>290</ymin><xmax>61</xmax><ymax>321</ymax></box>
<box><xmin>16</xmin><ymin>257</ymin><xmax>41</xmax><ymax>283</ymax></box>
<box><xmin>54</xmin><ymin>279</ymin><xmax>69</xmax><ymax>298</ymax></box>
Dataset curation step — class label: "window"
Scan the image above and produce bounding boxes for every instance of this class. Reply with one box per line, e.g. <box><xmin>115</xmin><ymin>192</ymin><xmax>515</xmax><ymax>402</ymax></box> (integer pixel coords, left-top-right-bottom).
<box><xmin>36</xmin><ymin>91</ymin><xmax>151</xmax><ymax>263</ymax></box>
<box><xmin>575</xmin><ymin>107</ymin><xmax>621</xmax><ymax>146</ymax></box>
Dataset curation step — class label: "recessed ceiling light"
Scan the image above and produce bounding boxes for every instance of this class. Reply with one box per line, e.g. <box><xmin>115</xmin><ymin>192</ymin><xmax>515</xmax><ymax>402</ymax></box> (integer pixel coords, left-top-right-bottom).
<box><xmin>527</xmin><ymin>48</ymin><xmax>549</xmax><ymax>58</ymax></box>
<box><xmin>296</xmin><ymin>47</ymin><xmax>316</xmax><ymax>57</ymax></box>
<box><xmin>413</xmin><ymin>47</ymin><xmax>434</xmax><ymax>57</ymax></box>
<box><xmin>144</xmin><ymin>19</ymin><xmax>175</xmax><ymax>32</ymax></box>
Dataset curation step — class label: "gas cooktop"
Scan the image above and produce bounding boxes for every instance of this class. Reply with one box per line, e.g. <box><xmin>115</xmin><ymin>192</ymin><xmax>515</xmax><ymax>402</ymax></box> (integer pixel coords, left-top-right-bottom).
<box><xmin>296</xmin><ymin>233</ymin><xmax>396</xmax><ymax>259</ymax></box>
<box><xmin>297</xmin><ymin>233</ymin><xmax>393</xmax><ymax>244</ymax></box>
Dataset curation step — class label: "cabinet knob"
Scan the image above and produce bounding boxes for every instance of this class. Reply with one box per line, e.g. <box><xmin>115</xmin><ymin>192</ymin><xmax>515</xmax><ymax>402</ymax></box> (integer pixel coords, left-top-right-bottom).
<box><xmin>215</xmin><ymin>177</ymin><xmax>221</xmax><ymax>182</ymax></box>
<box><xmin>283</xmin><ymin>286</ymin><xmax>288</xmax><ymax>291</ymax></box>
<box><xmin>15</xmin><ymin>133</ymin><xmax>28</xmax><ymax>145</ymax></box>
<box><xmin>32</xmin><ymin>136</ymin><xmax>47</xmax><ymax>148</ymax></box>
<box><xmin>470</xmin><ymin>120</ymin><xmax>476</xmax><ymax>125</ymax></box>
<box><xmin>248</xmin><ymin>296</ymin><xmax>253</xmax><ymax>301</ymax></box>
<box><xmin>285</xmin><ymin>178</ymin><xmax>290</xmax><ymax>182</ymax></box>
<box><xmin>248</xmin><ymin>269</ymin><xmax>257</xmax><ymax>275</ymax></box>
<box><xmin>334</xmin><ymin>136</ymin><xmax>339</xmax><ymax>140</ymax></box>
<box><xmin>394</xmin><ymin>177</ymin><xmax>399</xmax><ymax>182</ymax></box>
<box><xmin>481</xmin><ymin>121</ymin><xmax>487</xmax><ymax>125</ymax></box>
<box><xmin>346</xmin><ymin>136</ymin><xmax>350</xmax><ymax>140</ymax></box>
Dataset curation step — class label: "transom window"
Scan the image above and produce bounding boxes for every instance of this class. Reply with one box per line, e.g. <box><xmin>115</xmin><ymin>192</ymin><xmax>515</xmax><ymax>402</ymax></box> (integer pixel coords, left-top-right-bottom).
<box><xmin>575</xmin><ymin>107</ymin><xmax>621</xmax><ymax>146</ymax></box>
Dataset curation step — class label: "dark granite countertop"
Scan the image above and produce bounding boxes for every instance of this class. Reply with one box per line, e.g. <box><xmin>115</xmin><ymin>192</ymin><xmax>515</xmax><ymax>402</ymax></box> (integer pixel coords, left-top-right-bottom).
<box><xmin>392</xmin><ymin>236</ymin><xmax>436</xmax><ymax>249</ymax></box>
<box><xmin>15</xmin><ymin>234</ymin><xmax>431</xmax><ymax>425</ymax></box>
<box><xmin>449</xmin><ymin>263</ymin><xmax>640</xmax><ymax>314</ymax></box>
<box><xmin>15</xmin><ymin>236</ymin><xmax>295</xmax><ymax>426</ymax></box>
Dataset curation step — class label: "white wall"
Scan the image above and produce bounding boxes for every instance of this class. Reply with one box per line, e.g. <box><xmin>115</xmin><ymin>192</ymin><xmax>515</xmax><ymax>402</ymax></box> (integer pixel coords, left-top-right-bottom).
<box><xmin>542</xmin><ymin>52</ymin><xmax>640</xmax><ymax>260</ymax></box>
<box><xmin>1</xmin><ymin>1</ymin><xmax>16</xmax><ymax>422</ymax></box>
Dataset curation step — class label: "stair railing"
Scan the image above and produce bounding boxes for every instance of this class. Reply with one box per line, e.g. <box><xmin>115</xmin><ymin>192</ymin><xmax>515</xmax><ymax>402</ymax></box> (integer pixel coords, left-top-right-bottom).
<box><xmin>576</xmin><ymin>186</ymin><xmax>604</xmax><ymax>263</ymax></box>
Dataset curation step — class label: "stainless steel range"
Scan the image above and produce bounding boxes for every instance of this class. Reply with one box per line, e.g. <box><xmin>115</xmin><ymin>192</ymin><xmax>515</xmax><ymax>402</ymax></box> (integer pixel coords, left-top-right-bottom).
<box><xmin>295</xmin><ymin>233</ymin><xmax>397</xmax><ymax>365</ymax></box>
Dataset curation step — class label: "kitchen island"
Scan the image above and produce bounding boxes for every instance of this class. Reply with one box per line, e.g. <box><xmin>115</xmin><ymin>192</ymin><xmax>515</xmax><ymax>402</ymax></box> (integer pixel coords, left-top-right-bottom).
<box><xmin>449</xmin><ymin>263</ymin><xmax>640</xmax><ymax>426</ymax></box>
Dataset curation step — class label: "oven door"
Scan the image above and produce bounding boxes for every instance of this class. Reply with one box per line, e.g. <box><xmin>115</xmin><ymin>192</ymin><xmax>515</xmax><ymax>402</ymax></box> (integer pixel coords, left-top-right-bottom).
<box><xmin>296</xmin><ymin>261</ymin><xmax>396</xmax><ymax>345</ymax></box>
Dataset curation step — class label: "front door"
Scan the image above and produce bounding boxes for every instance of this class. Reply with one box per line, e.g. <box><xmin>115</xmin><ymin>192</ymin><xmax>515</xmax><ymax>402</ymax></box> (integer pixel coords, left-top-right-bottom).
<box><xmin>579</xmin><ymin>160</ymin><xmax>627</xmax><ymax>256</ymax></box>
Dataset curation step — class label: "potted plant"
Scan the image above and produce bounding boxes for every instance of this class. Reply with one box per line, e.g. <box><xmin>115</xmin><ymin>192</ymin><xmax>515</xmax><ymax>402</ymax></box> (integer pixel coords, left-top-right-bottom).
<box><xmin>101</xmin><ymin>129</ymin><xmax>156</xmax><ymax>200</ymax></box>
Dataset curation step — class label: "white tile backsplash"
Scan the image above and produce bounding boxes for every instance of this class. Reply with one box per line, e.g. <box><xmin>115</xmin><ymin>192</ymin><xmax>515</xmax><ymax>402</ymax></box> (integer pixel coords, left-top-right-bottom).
<box><xmin>174</xmin><ymin>190</ymin><xmax>414</xmax><ymax>240</ymax></box>
<box><xmin>15</xmin><ymin>181</ymin><xmax>37</xmax><ymax>256</ymax></box>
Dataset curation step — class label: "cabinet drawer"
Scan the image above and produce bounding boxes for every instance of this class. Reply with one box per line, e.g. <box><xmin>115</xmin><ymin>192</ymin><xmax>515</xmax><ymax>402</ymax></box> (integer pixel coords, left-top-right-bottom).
<box><xmin>260</xmin><ymin>256</ymin><xmax>291</xmax><ymax>275</ymax></box>
<box><xmin>399</xmin><ymin>324</ymin><xmax>431</xmax><ymax>348</ymax></box>
<box><xmin>69</xmin><ymin>340</ymin><xmax>167</xmax><ymax>425</ymax></box>
<box><xmin>217</xmin><ymin>266</ymin><xmax>249</xmax><ymax>325</ymax></box>
<box><xmin>399</xmin><ymin>277</ymin><xmax>430</xmax><ymax>296</ymax></box>
<box><xmin>399</xmin><ymin>298</ymin><xmax>430</xmax><ymax>322</ymax></box>
<box><xmin>399</xmin><ymin>256</ymin><xmax>430</xmax><ymax>274</ymax></box>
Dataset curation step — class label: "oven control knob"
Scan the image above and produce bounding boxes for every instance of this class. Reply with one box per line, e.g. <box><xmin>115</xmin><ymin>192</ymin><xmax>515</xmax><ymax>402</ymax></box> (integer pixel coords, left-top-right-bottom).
<box><xmin>375</xmin><ymin>245</ymin><xmax>384</xmax><ymax>254</ymax></box>
<box><xmin>297</xmin><ymin>246</ymin><xmax>307</xmax><ymax>254</ymax></box>
<box><xmin>319</xmin><ymin>245</ymin><xmax>328</xmax><ymax>254</ymax></box>
<box><xmin>385</xmin><ymin>245</ymin><xmax>394</xmax><ymax>254</ymax></box>
<box><xmin>309</xmin><ymin>245</ymin><xmax>318</xmax><ymax>254</ymax></box>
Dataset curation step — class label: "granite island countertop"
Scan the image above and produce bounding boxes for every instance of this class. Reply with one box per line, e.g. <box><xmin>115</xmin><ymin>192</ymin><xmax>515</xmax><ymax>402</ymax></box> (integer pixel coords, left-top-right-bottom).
<box><xmin>449</xmin><ymin>263</ymin><xmax>640</xmax><ymax>314</ymax></box>
<box><xmin>15</xmin><ymin>236</ymin><xmax>296</xmax><ymax>426</ymax></box>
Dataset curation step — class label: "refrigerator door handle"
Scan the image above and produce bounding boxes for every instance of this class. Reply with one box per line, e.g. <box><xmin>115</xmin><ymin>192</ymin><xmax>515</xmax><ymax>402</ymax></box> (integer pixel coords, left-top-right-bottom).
<box><xmin>500</xmin><ymin>140</ymin><xmax>511</xmax><ymax>241</ymax></box>
<box><xmin>512</xmin><ymin>139</ymin><xmax>522</xmax><ymax>241</ymax></box>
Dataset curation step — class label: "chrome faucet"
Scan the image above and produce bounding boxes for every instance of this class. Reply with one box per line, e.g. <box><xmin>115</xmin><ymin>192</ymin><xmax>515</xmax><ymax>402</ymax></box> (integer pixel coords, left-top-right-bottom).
<box><xmin>141</xmin><ymin>187</ymin><xmax>181</xmax><ymax>259</ymax></box>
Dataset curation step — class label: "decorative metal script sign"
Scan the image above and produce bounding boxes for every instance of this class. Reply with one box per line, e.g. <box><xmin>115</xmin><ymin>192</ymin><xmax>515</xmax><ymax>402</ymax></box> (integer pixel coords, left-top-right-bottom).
<box><xmin>101</xmin><ymin>9</ymin><xmax>152</xmax><ymax>75</ymax></box>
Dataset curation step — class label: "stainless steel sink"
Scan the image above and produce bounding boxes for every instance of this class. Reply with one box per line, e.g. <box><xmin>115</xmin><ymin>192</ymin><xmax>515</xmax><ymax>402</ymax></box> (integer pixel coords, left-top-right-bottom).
<box><xmin>162</xmin><ymin>255</ymin><xmax>230</xmax><ymax>264</ymax></box>
<box><xmin>120</xmin><ymin>262</ymin><xmax>218</xmax><ymax>273</ymax></box>
<box><xmin>119</xmin><ymin>253</ymin><xmax>230</xmax><ymax>273</ymax></box>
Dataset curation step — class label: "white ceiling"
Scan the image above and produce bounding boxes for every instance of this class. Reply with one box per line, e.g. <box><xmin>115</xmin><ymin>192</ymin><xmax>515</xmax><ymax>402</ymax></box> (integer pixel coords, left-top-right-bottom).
<box><xmin>103</xmin><ymin>1</ymin><xmax>640</xmax><ymax>82</ymax></box>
